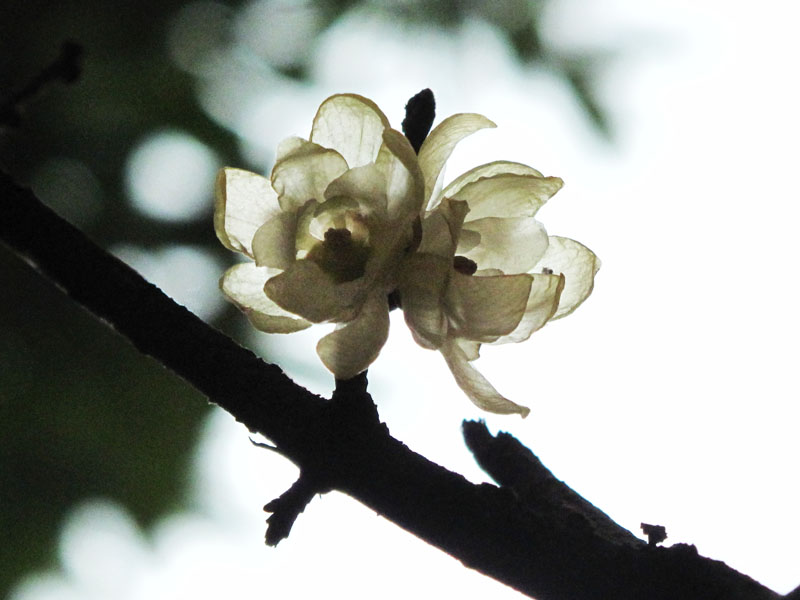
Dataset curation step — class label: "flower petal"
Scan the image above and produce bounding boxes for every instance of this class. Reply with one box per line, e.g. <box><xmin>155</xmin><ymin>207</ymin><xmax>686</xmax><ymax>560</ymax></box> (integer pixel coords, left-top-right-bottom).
<box><xmin>535</xmin><ymin>236</ymin><xmax>600</xmax><ymax>319</ymax></box>
<box><xmin>450</xmin><ymin>173</ymin><xmax>563</xmax><ymax>221</ymax></box>
<box><xmin>316</xmin><ymin>291</ymin><xmax>390</xmax><ymax>379</ymax></box>
<box><xmin>253</xmin><ymin>200</ymin><xmax>317</xmax><ymax>269</ymax></box>
<box><xmin>440</xmin><ymin>338</ymin><xmax>530</xmax><ymax>417</ymax></box>
<box><xmin>418</xmin><ymin>113</ymin><xmax>496</xmax><ymax>207</ymax></box>
<box><xmin>418</xmin><ymin>198</ymin><xmax>468</xmax><ymax>258</ymax></box>
<box><xmin>493</xmin><ymin>273</ymin><xmax>564</xmax><ymax>344</ymax></box>
<box><xmin>398</xmin><ymin>253</ymin><xmax>451</xmax><ymax>349</ymax></box>
<box><xmin>220</xmin><ymin>262</ymin><xmax>311</xmax><ymax>333</ymax></box>
<box><xmin>459</xmin><ymin>216</ymin><xmax>549</xmax><ymax>273</ymax></box>
<box><xmin>445</xmin><ymin>271</ymin><xmax>533</xmax><ymax>342</ymax></box>
<box><xmin>264</xmin><ymin>258</ymin><xmax>363</xmax><ymax>323</ymax></box>
<box><xmin>310</xmin><ymin>94</ymin><xmax>391</xmax><ymax>168</ymax></box>
<box><xmin>275</xmin><ymin>136</ymin><xmax>316</xmax><ymax>163</ymax></box>
<box><xmin>443</xmin><ymin>160</ymin><xmax>548</xmax><ymax>199</ymax></box>
<box><xmin>271</xmin><ymin>145</ymin><xmax>348</xmax><ymax>212</ymax></box>
<box><xmin>376</xmin><ymin>128</ymin><xmax>425</xmax><ymax>221</ymax></box>
<box><xmin>324</xmin><ymin>163</ymin><xmax>389</xmax><ymax>218</ymax></box>
<box><xmin>214</xmin><ymin>168</ymin><xmax>280</xmax><ymax>257</ymax></box>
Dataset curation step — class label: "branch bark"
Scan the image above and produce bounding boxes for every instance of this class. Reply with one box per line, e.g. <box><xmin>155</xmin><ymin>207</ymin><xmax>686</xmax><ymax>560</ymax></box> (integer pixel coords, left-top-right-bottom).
<box><xmin>0</xmin><ymin>170</ymin><xmax>789</xmax><ymax>599</ymax></box>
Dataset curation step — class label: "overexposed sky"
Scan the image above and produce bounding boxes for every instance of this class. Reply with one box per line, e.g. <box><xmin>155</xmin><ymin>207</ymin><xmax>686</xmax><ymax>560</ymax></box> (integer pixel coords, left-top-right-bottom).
<box><xmin>13</xmin><ymin>1</ymin><xmax>800</xmax><ymax>598</ymax></box>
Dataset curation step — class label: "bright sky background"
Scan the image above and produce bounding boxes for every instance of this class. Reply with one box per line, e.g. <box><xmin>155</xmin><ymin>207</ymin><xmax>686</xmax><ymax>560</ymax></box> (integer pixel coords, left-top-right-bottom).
<box><xmin>12</xmin><ymin>0</ymin><xmax>800</xmax><ymax>598</ymax></box>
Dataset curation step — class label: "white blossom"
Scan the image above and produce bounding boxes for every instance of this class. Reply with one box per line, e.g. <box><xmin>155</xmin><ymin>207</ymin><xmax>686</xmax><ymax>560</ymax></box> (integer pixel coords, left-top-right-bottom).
<box><xmin>215</xmin><ymin>94</ymin><xmax>423</xmax><ymax>379</ymax></box>
<box><xmin>397</xmin><ymin>115</ymin><xmax>600</xmax><ymax>416</ymax></box>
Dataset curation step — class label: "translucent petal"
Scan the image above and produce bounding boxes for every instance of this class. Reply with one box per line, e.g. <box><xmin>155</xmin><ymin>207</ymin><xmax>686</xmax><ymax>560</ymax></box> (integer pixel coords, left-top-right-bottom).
<box><xmin>443</xmin><ymin>161</ymin><xmax>547</xmax><ymax>200</ymax></box>
<box><xmin>440</xmin><ymin>338</ymin><xmax>530</xmax><ymax>417</ymax></box>
<box><xmin>214</xmin><ymin>168</ymin><xmax>279</xmax><ymax>257</ymax></box>
<box><xmin>264</xmin><ymin>258</ymin><xmax>363</xmax><ymax>323</ymax></box>
<box><xmin>310</xmin><ymin>94</ymin><xmax>391</xmax><ymax>168</ymax></box>
<box><xmin>449</xmin><ymin>174</ymin><xmax>563</xmax><ymax>221</ymax></box>
<box><xmin>445</xmin><ymin>272</ymin><xmax>533</xmax><ymax>342</ymax></box>
<box><xmin>275</xmin><ymin>136</ymin><xmax>315</xmax><ymax>163</ymax></box>
<box><xmin>398</xmin><ymin>253</ymin><xmax>451</xmax><ymax>349</ymax></box>
<box><xmin>459</xmin><ymin>216</ymin><xmax>549</xmax><ymax>273</ymax></box>
<box><xmin>534</xmin><ymin>236</ymin><xmax>600</xmax><ymax>319</ymax></box>
<box><xmin>418</xmin><ymin>113</ymin><xmax>496</xmax><ymax>206</ymax></box>
<box><xmin>220</xmin><ymin>262</ymin><xmax>311</xmax><ymax>333</ymax></box>
<box><xmin>253</xmin><ymin>199</ymin><xmax>319</xmax><ymax>268</ymax></box>
<box><xmin>457</xmin><ymin>228</ymin><xmax>481</xmax><ymax>253</ymax></box>
<box><xmin>271</xmin><ymin>146</ymin><xmax>348</xmax><ymax>212</ymax></box>
<box><xmin>418</xmin><ymin>198</ymin><xmax>468</xmax><ymax>259</ymax></box>
<box><xmin>493</xmin><ymin>273</ymin><xmax>564</xmax><ymax>344</ymax></box>
<box><xmin>324</xmin><ymin>163</ymin><xmax>388</xmax><ymax>218</ymax></box>
<box><xmin>316</xmin><ymin>291</ymin><xmax>390</xmax><ymax>379</ymax></box>
<box><xmin>294</xmin><ymin>200</ymin><xmax>321</xmax><ymax>255</ymax></box>
<box><xmin>376</xmin><ymin>128</ymin><xmax>425</xmax><ymax>221</ymax></box>
<box><xmin>252</xmin><ymin>208</ymin><xmax>300</xmax><ymax>270</ymax></box>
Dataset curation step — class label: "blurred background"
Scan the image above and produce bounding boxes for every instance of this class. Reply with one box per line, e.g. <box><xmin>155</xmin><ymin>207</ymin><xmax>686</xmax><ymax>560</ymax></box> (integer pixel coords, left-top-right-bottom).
<box><xmin>1</xmin><ymin>0</ymin><xmax>798</xmax><ymax>598</ymax></box>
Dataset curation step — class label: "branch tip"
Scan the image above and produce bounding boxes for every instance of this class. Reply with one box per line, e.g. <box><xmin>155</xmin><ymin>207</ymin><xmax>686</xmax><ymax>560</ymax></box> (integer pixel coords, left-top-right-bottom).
<box><xmin>264</xmin><ymin>475</ymin><xmax>324</xmax><ymax>546</ymax></box>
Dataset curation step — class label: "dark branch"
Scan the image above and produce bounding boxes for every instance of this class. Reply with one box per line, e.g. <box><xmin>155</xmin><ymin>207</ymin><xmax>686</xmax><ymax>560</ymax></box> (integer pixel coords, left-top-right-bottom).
<box><xmin>263</xmin><ymin>475</ymin><xmax>320</xmax><ymax>546</ymax></box>
<box><xmin>462</xmin><ymin>420</ymin><xmax>640</xmax><ymax>549</ymax></box>
<box><xmin>0</xmin><ymin>171</ymin><xmax>785</xmax><ymax>600</ymax></box>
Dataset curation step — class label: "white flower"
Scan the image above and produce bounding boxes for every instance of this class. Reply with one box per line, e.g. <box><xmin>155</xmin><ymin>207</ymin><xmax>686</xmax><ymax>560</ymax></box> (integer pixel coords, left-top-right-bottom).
<box><xmin>216</xmin><ymin>94</ymin><xmax>598</xmax><ymax>408</ymax></box>
<box><xmin>215</xmin><ymin>94</ymin><xmax>425</xmax><ymax>379</ymax></box>
<box><xmin>397</xmin><ymin>115</ymin><xmax>600</xmax><ymax>417</ymax></box>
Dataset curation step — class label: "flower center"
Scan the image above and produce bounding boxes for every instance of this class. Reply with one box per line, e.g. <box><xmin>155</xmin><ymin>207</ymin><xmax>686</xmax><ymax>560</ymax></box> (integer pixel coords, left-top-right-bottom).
<box><xmin>306</xmin><ymin>227</ymin><xmax>371</xmax><ymax>283</ymax></box>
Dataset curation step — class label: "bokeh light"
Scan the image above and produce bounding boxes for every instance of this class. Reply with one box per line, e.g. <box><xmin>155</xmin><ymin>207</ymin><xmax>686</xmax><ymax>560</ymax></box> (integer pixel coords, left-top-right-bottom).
<box><xmin>125</xmin><ymin>130</ymin><xmax>218</xmax><ymax>222</ymax></box>
<box><xmin>235</xmin><ymin>0</ymin><xmax>323</xmax><ymax>70</ymax></box>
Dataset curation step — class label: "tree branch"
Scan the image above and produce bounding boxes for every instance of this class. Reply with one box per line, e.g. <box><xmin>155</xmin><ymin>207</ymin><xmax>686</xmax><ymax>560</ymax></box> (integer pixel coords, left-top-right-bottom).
<box><xmin>0</xmin><ymin>170</ymin><xmax>787</xmax><ymax>599</ymax></box>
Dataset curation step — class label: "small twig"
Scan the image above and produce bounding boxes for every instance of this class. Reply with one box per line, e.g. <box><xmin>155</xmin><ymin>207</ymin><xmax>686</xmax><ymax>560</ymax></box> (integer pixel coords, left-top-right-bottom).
<box><xmin>261</xmin><ymin>371</ymin><xmax>385</xmax><ymax>545</ymax></box>
<box><xmin>263</xmin><ymin>476</ymin><xmax>321</xmax><ymax>546</ymax></box>
<box><xmin>462</xmin><ymin>420</ymin><xmax>641</xmax><ymax>549</ymax></box>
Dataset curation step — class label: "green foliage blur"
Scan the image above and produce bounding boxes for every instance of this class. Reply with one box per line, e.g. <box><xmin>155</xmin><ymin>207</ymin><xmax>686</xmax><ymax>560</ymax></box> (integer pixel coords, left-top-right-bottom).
<box><xmin>0</xmin><ymin>0</ymin><xmax>608</xmax><ymax>596</ymax></box>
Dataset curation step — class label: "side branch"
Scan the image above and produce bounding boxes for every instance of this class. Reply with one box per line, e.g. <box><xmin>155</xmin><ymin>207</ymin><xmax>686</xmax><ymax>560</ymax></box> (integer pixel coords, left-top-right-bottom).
<box><xmin>0</xmin><ymin>171</ymin><xmax>784</xmax><ymax>600</ymax></box>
